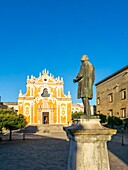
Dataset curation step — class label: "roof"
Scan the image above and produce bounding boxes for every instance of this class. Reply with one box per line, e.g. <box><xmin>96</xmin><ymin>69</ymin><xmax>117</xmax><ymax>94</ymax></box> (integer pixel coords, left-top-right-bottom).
<box><xmin>3</xmin><ymin>102</ymin><xmax>18</xmax><ymax>105</ymax></box>
<box><xmin>72</xmin><ymin>103</ymin><xmax>84</xmax><ymax>108</ymax></box>
<box><xmin>0</xmin><ymin>102</ymin><xmax>8</xmax><ymax>109</ymax></box>
<box><xmin>95</xmin><ymin>65</ymin><xmax>128</xmax><ymax>86</ymax></box>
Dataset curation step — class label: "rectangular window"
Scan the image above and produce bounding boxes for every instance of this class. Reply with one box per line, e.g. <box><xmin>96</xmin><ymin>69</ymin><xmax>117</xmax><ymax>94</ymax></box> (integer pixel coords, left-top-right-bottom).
<box><xmin>109</xmin><ymin>93</ymin><xmax>113</xmax><ymax>102</ymax></box>
<box><xmin>121</xmin><ymin>108</ymin><xmax>126</xmax><ymax>118</ymax></box>
<box><xmin>109</xmin><ymin>109</ymin><xmax>113</xmax><ymax>116</ymax></box>
<box><xmin>97</xmin><ymin>97</ymin><xmax>100</xmax><ymax>105</ymax></box>
<box><xmin>121</xmin><ymin>89</ymin><xmax>126</xmax><ymax>100</ymax></box>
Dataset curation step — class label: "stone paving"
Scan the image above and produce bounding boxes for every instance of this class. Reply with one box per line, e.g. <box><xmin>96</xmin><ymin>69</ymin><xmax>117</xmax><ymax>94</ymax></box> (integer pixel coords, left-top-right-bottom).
<box><xmin>108</xmin><ymin>132</ymin><xmax>128</xmax><ymax>170</ymax></box>
<box><xmin>0</xmin><ymin>132</ymin><xmax>128</xmax><ymax>170</ymax></box>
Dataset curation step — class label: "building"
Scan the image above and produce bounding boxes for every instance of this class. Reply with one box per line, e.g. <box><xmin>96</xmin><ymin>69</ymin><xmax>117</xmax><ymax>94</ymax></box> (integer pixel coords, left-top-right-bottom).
<box><xmin>72</xmin><ymin>103</ymin><xmax>84</xmax><ymax>113</ymax></box>
<box><xmin>2</xmin><ymin>102</ymin><xmax>18</xmax><ymax>112</ymax></box>
<box><xmin>0</xmin><ymin>96</ymin><xmax>18</xmax><ymax>111</ymax></box>
<box><xmin>90</xmin><ymin>105</ymin><xmax>96</xmax><ymax>115</ymax></box>
<box><xmin>0</xmin><ymin>102</ymin><xmax>8</xmax><ymax>109</ymax></box>
<box><xmin>18</xmin><ymin>69</ymin><xmax>72</xmax><ymax>125</ymax></box>
<box><xmin>72</xmin><ymin>103</ymin><xmax>96</xmax><ymax>115</ymax></box>
<box><xmin>95</xmin><ymin>65</ymin><xmax>128</xmax><ymax>118</ymax></box>
<box><xmin>0</xmin><ymin>96</ymin><xmax>7</xmax><ymax>109</ymax></box>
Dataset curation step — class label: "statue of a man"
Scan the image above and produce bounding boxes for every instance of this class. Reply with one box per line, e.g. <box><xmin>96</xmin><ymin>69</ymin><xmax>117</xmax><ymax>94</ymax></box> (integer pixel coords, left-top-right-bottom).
<box><xmin>73</xmin><ymin>55</ymin><xmax>95</xmax><ymax>115</ymax></box>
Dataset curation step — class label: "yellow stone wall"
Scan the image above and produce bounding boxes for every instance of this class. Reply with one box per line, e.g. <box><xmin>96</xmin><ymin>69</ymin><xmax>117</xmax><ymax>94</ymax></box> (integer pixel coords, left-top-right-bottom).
<box><xmin>18</xmin><ymin>69</ymin><xmax>72</xmax><ymax>125</ymax></box>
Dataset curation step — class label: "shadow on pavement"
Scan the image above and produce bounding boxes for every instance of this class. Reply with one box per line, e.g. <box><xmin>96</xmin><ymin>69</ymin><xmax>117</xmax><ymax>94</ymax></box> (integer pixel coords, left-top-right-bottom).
<box><xmin>107</xmin><ymin>132</ymin><xmax>128</xmax><ymax>166</ymax></box>
<box><xmin>1</xmin><ymin>132</ymin><xmax>128</xmax><ymax>170</ymax></box>
<box><xmin>18</xmin><ymin>125</ymin><xmax>38</xmax><ymax>133</ymax></box>
<box><xmin>0</xmin><ymin>133</ymin><xmax>69</xmax><ymax>170</ymax></box>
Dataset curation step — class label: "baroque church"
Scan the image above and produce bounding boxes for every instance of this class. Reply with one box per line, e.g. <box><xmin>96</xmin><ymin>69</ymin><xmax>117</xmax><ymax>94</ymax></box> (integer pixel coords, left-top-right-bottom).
<box><xmin>18</xmin><ymin>69</ymin><xmax>72</xmax><ymax>125</ymax></box>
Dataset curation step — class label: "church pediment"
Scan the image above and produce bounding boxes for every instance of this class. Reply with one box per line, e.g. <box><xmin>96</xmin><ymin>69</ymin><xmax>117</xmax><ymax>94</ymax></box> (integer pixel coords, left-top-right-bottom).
<box><xmin>19</xmin><ymin>68</ymin><xmax>71</xmax><ymax>101</ymax></box>
<box><xmin>36</xmin><ymin>75</ymin><xmax>55</xmax><ymax>83</ymax></box>
<box><xmin>26</xmin><ymin>69</ymin><xmax>64</xmax><ymax>86</ymax></box>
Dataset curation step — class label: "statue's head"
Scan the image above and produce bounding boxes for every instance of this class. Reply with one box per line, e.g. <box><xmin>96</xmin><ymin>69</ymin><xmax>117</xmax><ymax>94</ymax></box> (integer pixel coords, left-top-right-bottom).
<box><xmin>81</xmin><ymin>55</ymin><xmax>89</xmax><ymax>62</ymax></box>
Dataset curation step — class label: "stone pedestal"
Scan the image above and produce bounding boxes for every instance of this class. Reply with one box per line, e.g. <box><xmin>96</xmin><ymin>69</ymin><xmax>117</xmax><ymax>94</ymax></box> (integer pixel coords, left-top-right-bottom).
<box><xmin>63</xmin><ymin>116</ymin><xmax>117</xmax><ymax>170</ymax></box>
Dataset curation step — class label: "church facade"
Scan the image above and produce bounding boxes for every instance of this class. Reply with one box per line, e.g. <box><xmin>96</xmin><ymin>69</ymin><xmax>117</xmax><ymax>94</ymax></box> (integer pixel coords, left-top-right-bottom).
<box><xmin>18</xmin><ymin>69</ymin><xmax>72</xmax><ymax>125</ymax></box>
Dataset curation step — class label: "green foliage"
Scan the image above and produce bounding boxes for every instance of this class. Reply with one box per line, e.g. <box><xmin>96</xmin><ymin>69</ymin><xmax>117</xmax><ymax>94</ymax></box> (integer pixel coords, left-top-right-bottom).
<box><xmin>0</xmin><ymin>114</ymin><xmax>4</xmax><ymax>130</ymax></box>
<box><xmin>3</xmin><ymin>114</ymin><xmax>27</xmax><ymax>130</ymax></box>
<box><xmin>0</xmin><ymin>109</ymin><xmax>27</xmax><ymax>140</ymax></box>
<box><xmin>124</xmin><ymin>118</ymin><xmax>128</xmax><ymax>124</ymax></box>
<box><xmin>107</xmin><ymin>116</ymin><xmax>114</xmax><ymax>127</ymax></box>
<box><xmin>72</xmin><ymin>111</ymin><xmax>84</xmax><ymax>120</ymax></box>
<box><xmin>0</xmin><ymin>109</ymin><xmax>16</xmax><ymax>115</ymax></box>
<box><xmin>96</xmin><ymin>114</ymin><xmax>107</xmax><ymax>123</ymax></box>
<box><xmin>113</xmin><ymin>116</ymin><xmax>123</xmax><ymax>126</ymax></box>
<box><xmin>123</xmin><ymin>118</ymin><xmax>128</xmax><ymax>127</ymax></box>
<box><xmin>107</xmin><ymin>116</ymin><xmax>122</xmax><ymax>126</ymax></box>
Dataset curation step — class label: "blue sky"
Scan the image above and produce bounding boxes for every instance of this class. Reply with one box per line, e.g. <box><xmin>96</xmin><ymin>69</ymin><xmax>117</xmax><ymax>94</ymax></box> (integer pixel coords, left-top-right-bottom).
<box><xmin>0</xmin><ymin>0</ymin><xmax>128</xmax><ymax>105</ymax></box>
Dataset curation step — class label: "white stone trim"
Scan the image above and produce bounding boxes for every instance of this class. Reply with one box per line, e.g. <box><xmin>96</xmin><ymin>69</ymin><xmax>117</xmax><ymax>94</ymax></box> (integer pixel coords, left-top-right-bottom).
<box><xmin>56</xmin><ymin>87</ymin><xmax>58</xmax><ymax>98</ymax></box>
<box><xmin>56</xmin><ymin>101</ymin><xmax>58</xmax><ymax>123</ymax></box>
<box><xmin>33</xmin><ymin>87</ymin><xmax>35</xmax><ymax>96</ymax></box>
<box><xmin>24</xmin><ymin>104</ymin><xmax>30</xmax><ymax>117</ymax></box>
<box><xmin>30</xmin><ymin>101</ymin><xmax>33</xmax><ymax>124</ymax></box>
<box><xmin>60</xmin><ymin>103</ymin><xmax>67</xmax><ymax>124</ymax></box>
<box><xmin>66</xmin><ymin>104</ymin><xmax>67</xmax><ymax>123</ymax></box>
<box><xmin>18</xmin><ymin>100</ymin><xmax>24</xmax><ymax>102</ymax></box>
<box><xmin>58</xmin><ymin>100</ymin><xmax>72</xmax><ymax>104</ymax></box>
<box><xmin>33</xmin><ymin>101</ymin><xmax>35</xmax><ymax>123</ymax></box>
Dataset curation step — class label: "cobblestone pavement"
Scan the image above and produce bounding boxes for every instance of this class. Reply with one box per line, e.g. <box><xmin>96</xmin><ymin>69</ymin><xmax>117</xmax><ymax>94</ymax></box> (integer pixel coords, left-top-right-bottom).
<box><xmin>0</xmin><ymin>132</ymin><xmax>128</xmax><ymax>170</ymax></box>
<box><xmin>108</xmin><ymin>132</ymin><xmax>128</xmax><ymax>170</ymax></box>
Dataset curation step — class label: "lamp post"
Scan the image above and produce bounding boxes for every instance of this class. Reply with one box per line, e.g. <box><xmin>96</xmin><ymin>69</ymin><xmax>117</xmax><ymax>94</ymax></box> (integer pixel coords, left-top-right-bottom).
<box><xmin>121</xmin><ymin>120</ymin><xmax>124</xmax><ymax>146</ymax></box>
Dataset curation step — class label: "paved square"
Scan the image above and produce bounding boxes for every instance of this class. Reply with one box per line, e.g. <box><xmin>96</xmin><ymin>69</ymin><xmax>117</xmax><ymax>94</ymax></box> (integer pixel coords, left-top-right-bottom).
<box><xmin>0</xmin><ymin>132</ymin><xmax>128</xmax><ymax>170</ymax></box>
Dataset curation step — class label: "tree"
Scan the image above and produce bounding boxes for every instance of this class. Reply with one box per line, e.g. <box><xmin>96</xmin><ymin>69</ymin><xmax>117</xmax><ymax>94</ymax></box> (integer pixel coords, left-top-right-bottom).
<box><xmin>96</xmin><ymin>114</ymin><xmax>107</xmax><ymax>123</ymax></box>
<box><xmin>123</xmin><ymin>118</ymin><xmax>128</xmax><ymax>129</ymax></box>
<box><xmin>0</xmin><ymin>114</ymin><xmax>4</xmax><ymax>132</ymax></box>
<box><xmin>72</xmin><ymin>111</ymin><xmax>84</xmax><ymax>120</ymax></box>
<box><xmin>0</xmin><ymin>113</ymin><xmax>4</xmax><ymax>141</ymax></box>
<box><xmin>107</xmin><ymin>116</ymin><xmax>122</xmax><ymax>128</ymax></box>
<box><xmin>0</xmin><ymin>109</ymin><xmax>27</xmax><ymax>141</ymax></box>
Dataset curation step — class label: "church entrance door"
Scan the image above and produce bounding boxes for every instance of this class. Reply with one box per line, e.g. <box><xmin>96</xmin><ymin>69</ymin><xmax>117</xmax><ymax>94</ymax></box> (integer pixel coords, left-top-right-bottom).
<box><xmin>42</xmin><ymin>112</ymin><xmax>49</xmax><ymax>124</ymax></box>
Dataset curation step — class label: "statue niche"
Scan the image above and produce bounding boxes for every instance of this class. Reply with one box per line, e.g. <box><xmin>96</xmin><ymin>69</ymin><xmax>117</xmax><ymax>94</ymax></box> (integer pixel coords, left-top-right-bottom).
<box><xmin>41</xmin><ymin>88</ymin><xmax>50</xmax><ymax>97</ymax></box>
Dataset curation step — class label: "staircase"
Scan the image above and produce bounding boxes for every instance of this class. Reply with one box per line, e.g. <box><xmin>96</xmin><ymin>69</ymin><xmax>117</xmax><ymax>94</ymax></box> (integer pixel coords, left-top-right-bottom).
<box><xmin>37</xmin><ymin>124</ymin><xmax>68</xmax><ymax>133</ymax></box>
<box><xmin>25</xmin><ymin>124</ymin><xmax>69</xmax><ymax>134</ymax></box>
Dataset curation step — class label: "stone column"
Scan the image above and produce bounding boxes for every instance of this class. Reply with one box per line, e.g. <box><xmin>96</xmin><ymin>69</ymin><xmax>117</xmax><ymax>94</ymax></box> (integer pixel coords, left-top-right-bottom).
<box><xmin>64</xmin><ymin>116</ymin><xmax>117</xmax><ymax>170</ymax></box>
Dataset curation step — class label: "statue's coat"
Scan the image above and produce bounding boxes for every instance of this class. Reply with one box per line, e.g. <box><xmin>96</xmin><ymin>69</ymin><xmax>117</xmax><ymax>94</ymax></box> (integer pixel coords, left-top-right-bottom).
<box><xmin>76</xmin><ymin>60</ymin><xmax>95</xmax><ymax>99</ymax></box>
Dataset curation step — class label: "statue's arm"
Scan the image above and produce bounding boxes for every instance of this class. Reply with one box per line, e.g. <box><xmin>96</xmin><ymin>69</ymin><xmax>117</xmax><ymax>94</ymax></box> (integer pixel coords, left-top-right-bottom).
<box><xmin>73</xmin><ymin>66</ymin><xmax>83</xmax><ymax>83</ymax></box>
<box><xmin>73</xmin><ymin>75</ymin><xmax>83</xmax><ymax>82</ymax></box>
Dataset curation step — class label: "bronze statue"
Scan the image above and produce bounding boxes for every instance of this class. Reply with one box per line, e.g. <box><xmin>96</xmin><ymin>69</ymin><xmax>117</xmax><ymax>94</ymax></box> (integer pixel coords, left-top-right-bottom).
<box><xmin>73</xmin><ymin>55</ymin><xmax>95</xmax><ymax>115</ymax></box>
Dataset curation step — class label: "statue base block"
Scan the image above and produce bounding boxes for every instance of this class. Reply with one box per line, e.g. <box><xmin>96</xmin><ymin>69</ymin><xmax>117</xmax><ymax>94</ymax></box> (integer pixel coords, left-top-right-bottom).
<box><xmin>63</xmin><ymin>117</ymin><xmax>117</xmax><ymax>170</ymax></box>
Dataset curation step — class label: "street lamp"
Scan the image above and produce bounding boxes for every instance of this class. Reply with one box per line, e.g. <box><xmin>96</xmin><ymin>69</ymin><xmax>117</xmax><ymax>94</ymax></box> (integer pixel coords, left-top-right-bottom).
<box><xmin>121</xmin><ymin>120</ymin><xmax>124</xmax><ymax>146</ymax></box>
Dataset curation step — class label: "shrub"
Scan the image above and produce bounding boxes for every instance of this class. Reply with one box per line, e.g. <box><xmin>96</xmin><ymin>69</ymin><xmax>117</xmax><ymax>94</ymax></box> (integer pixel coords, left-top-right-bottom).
<box><xmin>107</xmin><ymin>116</ymin><xmax>122</xmax><ymax>127</ymax></box>
<box><xmin>72</xmin><ymin>111</ymin><xmax>84</xmax><ymax>120</ymax></box>
<box><xmin>123</xmin><ymin>118</ymin><xmax>128</xmax><ymax>128</ymax></box>
<box><xmin>96</xmin><ymin>114</ymin><xmax>107</xmax><ymax>123</ymax></box>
